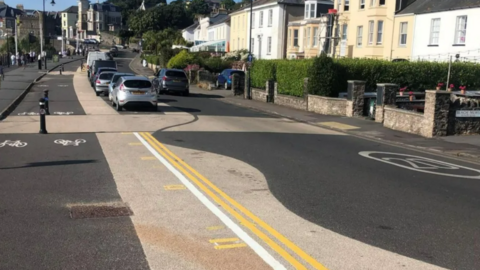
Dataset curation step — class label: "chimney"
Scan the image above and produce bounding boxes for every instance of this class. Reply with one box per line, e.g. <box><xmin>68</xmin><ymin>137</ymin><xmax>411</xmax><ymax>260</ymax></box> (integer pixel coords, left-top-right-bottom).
<box><xmin>218</xmin><ymin>3</ymin><xmax>228</xmax><ymax>13</ymax></box>
<box><xmin>16</xmin><ymin>4</ymin><xmax>24</xmax><ymax>10</ymax></box>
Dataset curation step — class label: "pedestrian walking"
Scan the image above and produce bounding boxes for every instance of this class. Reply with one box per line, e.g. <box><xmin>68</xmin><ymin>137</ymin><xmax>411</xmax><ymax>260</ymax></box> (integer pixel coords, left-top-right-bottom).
<box><xmin>10</xmin><ymin>54</ymin><xmax>15</xmax><ymax>66</ymax></box>
<box><xmin>21</xmin><ymin>54</ymin><xmax>26</xmax><ymax>69</ymax></box>
<box><xmin>15</xmin><ymin>53</ymin><xmax>19</xmax><ymax>66</ymax></box>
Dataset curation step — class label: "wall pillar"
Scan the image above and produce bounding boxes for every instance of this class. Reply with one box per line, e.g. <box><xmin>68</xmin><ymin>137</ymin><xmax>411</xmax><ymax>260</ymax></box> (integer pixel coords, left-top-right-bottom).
<box><xmin>346</xmin><ymin>80</ymin><xmax>366</xmax><ymax>117</ymax></box>
<box><xmin>303</xmin><ymin>78</ymin><xmax>309</xmax><ymax>111</ymax></box>
<box><xmin>266</xmin><ymin>80</ymin><xmax>274</xmax><ymax>102</ymax></box>
<box><xmin>423</xmin><ymin>90</ymin><xmax>451</xmax><ymax>137</ymax></box>
<box><xmin>375</xmin><ymin>83</ymin><xmax>398</xmax><ymax>123</ymax></box>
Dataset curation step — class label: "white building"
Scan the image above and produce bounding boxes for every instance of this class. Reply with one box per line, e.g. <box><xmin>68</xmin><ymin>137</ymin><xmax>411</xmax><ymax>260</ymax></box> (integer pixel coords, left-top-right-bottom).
<box><xmin>181</xmin><ymin>22</ymin><xmax>198</xmax><ymax>43</ymax></box>
<box><xmin>247</xmin><ymin>0</ymin><xmax>305</xmax><ymax>60</ymax></box>
<box><xmin>401</xmin><ymin>0</ymin><xmax>480</xmax><ymax>62</ymax></box>
<box><xmin>190</xmin><ymin>9</ymin><xmax>229</xmax><ymax>52</ymax></box>
<box><xmin>77</xmin><ymin>0</ymin><xmax>122</xmax><ymax>39</ymax></box>
<box><xmin>61</xmin><ymin>6</ymin><xmax>78</xmax><ymax>39</ymax></box>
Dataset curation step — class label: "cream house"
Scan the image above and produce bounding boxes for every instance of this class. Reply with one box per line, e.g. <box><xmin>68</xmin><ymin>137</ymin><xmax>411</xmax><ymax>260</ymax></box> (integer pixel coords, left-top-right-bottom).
<box><xmin>332</xmin><ymin>0</ymin><xmax>415</xmax><ymax>59</ymax></box>
<box><xmin>229</xmin><ymin>5</ymin><xmax>249</xmax><ymax>51</ymax></box>
<box><xmin>189</xmin><ymin>8</ymin><xmax>229</xmax><ymax>52</ymax></box>
<box><xmin>61</xmin><ymin>6</ymin><xmax>78</xmax><ymax>39</ymax></box>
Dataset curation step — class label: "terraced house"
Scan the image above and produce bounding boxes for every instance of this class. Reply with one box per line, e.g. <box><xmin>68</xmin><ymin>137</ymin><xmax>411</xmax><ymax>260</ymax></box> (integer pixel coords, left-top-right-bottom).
<box><xmin>332</xmin><ymin>0</ymin><xmax>415</xmax><ymax>59</ymax></box>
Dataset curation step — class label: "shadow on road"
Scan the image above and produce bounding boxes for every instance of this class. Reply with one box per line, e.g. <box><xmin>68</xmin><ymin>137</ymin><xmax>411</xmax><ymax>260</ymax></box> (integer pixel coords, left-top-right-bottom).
<box><xmin>0</xmin><ymin>159</ymin><xmax>97</xmax><ymax>170</ymax></box>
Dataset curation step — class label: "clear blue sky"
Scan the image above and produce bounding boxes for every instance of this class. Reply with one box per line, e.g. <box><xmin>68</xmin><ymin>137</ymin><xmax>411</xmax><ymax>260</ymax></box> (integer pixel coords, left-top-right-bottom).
<box><xmin>3</xmin><ymin>0</ymin><xmax>102</xmax><ymax>12</ymax></box>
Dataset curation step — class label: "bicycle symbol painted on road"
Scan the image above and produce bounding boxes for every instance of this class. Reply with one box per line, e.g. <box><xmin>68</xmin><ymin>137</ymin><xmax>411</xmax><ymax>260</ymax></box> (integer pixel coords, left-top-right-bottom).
<box><xmin>17</xmin><ymin>112</ymin><xmax>39</xmax><ymax>116</ymax></box>
<box><xmin>53</xmin><ymin>112</ymin><xmax>74</xmax><ymax>115</ymax></box>
<box><xmin>54</xmin><ymin>139</ymin><xmax>86</xmax><ymax>146</ymax></box>
<box><xmin>0</xmin><ymin>140</ymin><xmax>28</xmax><ymax>147</ymax></box>
<box><xmin>359</xmin><ymin>151</ymin><xmax>480</xmax><ymax>179</ymax></box>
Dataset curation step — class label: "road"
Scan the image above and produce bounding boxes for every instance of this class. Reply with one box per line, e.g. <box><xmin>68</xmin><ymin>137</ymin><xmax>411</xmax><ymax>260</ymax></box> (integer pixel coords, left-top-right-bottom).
<box><xmin>0</xmin><ymin>49</ymin><xmax>478</xmax><ymax>270</ymax></box>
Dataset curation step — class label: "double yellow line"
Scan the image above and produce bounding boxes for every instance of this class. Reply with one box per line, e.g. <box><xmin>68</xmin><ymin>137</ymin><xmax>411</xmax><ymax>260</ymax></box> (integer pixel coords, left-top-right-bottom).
<box><xmin>139</xmin><ymin>132</ymin><xmax>328</xmax><ymax>270</ymax></box>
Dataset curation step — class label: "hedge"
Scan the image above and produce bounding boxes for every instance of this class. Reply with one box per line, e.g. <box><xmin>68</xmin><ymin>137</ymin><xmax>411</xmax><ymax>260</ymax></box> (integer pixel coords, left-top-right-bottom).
<box><xmin>276</xmin><ymin>59</ymin><xmax>313</xmax><ymax>97</ymax></box>
<box><xmin>248</xmin><ymin>57</ymin><xmax>480</xmax><ymax>97</ymax></box>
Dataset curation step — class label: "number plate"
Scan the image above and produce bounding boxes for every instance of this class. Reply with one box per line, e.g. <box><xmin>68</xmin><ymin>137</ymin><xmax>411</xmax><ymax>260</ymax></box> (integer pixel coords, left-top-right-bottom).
<box><xmin>106</xmin><ymin>82</ymin><xmax>110</xmax><ymax>85</ymax></box>
<box><xmin>131</xmin><ymin>91</ymin><xmax>144</xmax><ymax>95</ymax></box>
<box><xmin>173</xmin><ymin>80</ymin><xmax>180</xmax><ymax>82</ymax></box>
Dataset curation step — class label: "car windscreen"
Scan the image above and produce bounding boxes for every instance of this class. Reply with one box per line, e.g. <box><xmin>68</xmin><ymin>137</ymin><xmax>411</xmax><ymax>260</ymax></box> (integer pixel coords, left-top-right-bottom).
<box><xmin>165</xmin><ymin>71</ymin><xmax>187</xmax><ymax>78</ymax></box>
<box><xmin>99</xmin><ymin>73</ymin><xmax>115</xmax><ymax>80</ymax></box>
<box><xmin>98</xmin><ymin>69</ymin><xmax>117</xmax><ymax>74</ymax></box>
<box><xmin>124</xmin><ymin>80</ymin><xmax>152</xmax><ymax>88</ymax></box>
<box><xmin>94</xmin><ymin>62</ymin><xmax>116</xmax><ymax>71</ymax></box>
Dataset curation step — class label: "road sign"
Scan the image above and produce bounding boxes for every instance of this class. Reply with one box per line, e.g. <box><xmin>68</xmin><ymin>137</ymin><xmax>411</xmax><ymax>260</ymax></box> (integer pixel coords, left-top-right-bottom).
<box><xmin>456</xmin><ymin>110</ymin><xmax>480</xmax><ymax>117</ymax></box>
<box><xmin>248</xmin><ymin>54</ymin><xmax>253</xmax><ymax>62</ymax></box>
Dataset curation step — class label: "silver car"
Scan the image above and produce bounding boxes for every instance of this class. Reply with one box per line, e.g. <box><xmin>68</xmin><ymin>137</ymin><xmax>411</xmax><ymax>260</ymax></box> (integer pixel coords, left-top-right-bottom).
<box><xmin>108</xmin><ymin>72</ymin><xmax>135</xmax><ymax>101</ymax></box>
<box><xmin>153</xmin><ymin>69</ymin><xmax>189</xmax><ymax>96</ymax></box>
<box><xmin>94</xmin><ymin>71</ymin><xmax>116</xmax><ymax>96</ymax></box>
<box><xmin>111</xmin><ymin>76</ymin><xmax>157</xmax><ymax>111</ymax></box>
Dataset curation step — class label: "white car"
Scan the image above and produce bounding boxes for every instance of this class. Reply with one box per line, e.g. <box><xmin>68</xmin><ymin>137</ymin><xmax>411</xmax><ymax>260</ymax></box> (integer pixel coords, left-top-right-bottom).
<box><xmin>111</xmin><ymin>76</ymin><xmax>157</xmax><ymax>111</ymax></box>
<box><xmin>115</xmin><ymin>44</ymin><xmax>125</xmax><ymax>49</ymax></box>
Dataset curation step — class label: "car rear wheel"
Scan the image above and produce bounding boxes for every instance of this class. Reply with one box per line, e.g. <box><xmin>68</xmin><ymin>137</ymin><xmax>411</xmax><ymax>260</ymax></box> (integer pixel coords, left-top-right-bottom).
<box><xmin>224</xmin><ymin>82</ymin><xmax>228</xmax><ymax>90</ymax></box>
<box><xmin>183</xmin><ymin>90</ymin><xmax>189</xmax><ymax>96</ymax></box>
<box><xmin>115</xmin><ymin>99</ymin><xmax>123</xmax><ymax>111</ymax></box>
<box><xmin>215</xmin><ymin>81</ymin><xmax>219</xmax><ymax>88</ymax></box>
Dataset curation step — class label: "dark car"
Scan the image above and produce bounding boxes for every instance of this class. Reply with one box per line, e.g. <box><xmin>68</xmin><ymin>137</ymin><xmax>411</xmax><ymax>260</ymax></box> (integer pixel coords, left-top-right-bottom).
<box><xmin>90</xmin><ymin>60</ymin><xmax>117</xmax><ymax>86</ymax></box>
<box><xmin>109</xmin><ymin>47</ymin><xmax>118</xmax><ymax>57</ymax></box>
<box><xmin>216</xmin><ymin>69</ymin><xmax>245</xmax><ymax>89</ymax></box>
<box><xmin>152</xmin><ymin>69</ymin><xmax>189</xmax><ymax>96</ymax></box>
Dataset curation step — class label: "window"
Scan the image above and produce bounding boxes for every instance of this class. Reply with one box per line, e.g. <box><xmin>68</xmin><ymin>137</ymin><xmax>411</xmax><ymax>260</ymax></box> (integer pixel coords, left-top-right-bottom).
<box><xmin>305</xmin><ymin>4</ymin><xmax>309</xmax><ymax>18</ymax></box>
<box><xmin>267</xmin><ymin>36</ymin><xmax>272</xmax><ymax>54</ymax></box>
<box><xmin>242</xmin><ymin>38</ymin><xmax>244</xmax><ymax>48</ymax></box>
<box><xmin>310</xmin><ymin>3</ymin><xmax>315</xmax><ymax>18</ymax></box>
<box><xmin>379</xmin><ymin>0</ymin><xmax>385</xmax><ymax>5</ymax></box>
<box><xmin>370</xmin><ymin>0</ymin><xmax>375</xmax><ymax>6</ymax></box>
<box><xmin>356</xmin><ymin>26</ymin><xmax>363</xmax><ymax>47</ymax></box>
<box><xmin>288</xmin><ymin>29</ymin><xmax>291</xmax><ymax>47</ymax></box>
<box><xmin>306</xmin><ymin>27</ymin><xmax>311</xmax><ymax>48</ymax></box>
<box><xmin>360</xmin><ymin>0</ymin><xmax>365</xmax><ymax>9</ymax></box>
<box><xmin>368</xmin><ymin>20</ymin><xmax>374</xmax><ymax>44</ymax></box>
<box><xmin>377</xmin><ymin>20</ymin><xmax>383</xmax><ymax>44</ymax></box>
<box><xmin>429</xmin><ymin>18</ymin><xmax>440</xmax><ymax>45</ymax></box>
<box><xmin>63</xmin><ymin>13</ymin><xmax>66</xmax><ymax>17</ymax></box>
<box><xmin>454</xmin><ymin>16</ymin><xmax>467</xmax><ymax>44</ymax></box>
<box><xmin>233</xmin><ymin>39</ymin><xmax>236</xmax><ymax>50</ymax></box>
<box><xmin>251</xmin><ymin>38</ymin><xmax>254</xmax><ymax>52</ymax></box>
<box><xmin>268</xmin><ymin>10</ymin><xmax>272</xmax><ymax>26</ymax></box>
<box><xmin>313</xmin><ymin>27</ymin><xmax>318</xmax><ymax>47</ymax></box>
<box><xmin>399</xmin><ymin>22</ymin><xmax>407</xmax><ymax>46</ymax></box>
<box><xmin>0</xmin><ymin>21</ymin><xmax>4</xmax><ymax>28</ymax></box>
<box><xmin>304</xmin><ymin>28</ymin><xmax>307</xmax><ymax>48</ymax></box>
<box><xmin>342</xmin><ymin>24</ymin><xmax>348</xmax><ymax>40</ymax></box>
<box><xmin>252</xmin><ymin>13</ymin><xmax>255</xmax><ymax>28</ymax></box>
<box><xmin>344</xmin><ymin>0</ymin><xmax>349</xmax><ymax>11</ymax></box>
<box><xmin>260</xmin><ymin>11</ymin><xmax>263</xmax><ymax>27</ymax></box>
<box><xmin>237</xmin><ymin>38</ymin><xmax>240</xmax><ymax>49</ymax></box>
<box><xmin>293</xmin><ymin>29</ymin><xmax>299</xmax><ymax>46</ymax></box>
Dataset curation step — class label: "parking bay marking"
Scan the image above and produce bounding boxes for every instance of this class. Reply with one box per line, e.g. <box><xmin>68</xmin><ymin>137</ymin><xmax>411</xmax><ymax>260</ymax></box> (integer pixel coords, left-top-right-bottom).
<box><xmin>359</xmin><ymin>151</ymin><xmax>480</xmax><ymax>179</ymax></box>
<box><xmin>164</xmin><ymin>185</ymin><xmax>186</xmax><ymax>190</ymax></box>
<box><xmin>209</xmin><ymin>238</ymin><xmax>247</xmax><ymax>250</ymax></box>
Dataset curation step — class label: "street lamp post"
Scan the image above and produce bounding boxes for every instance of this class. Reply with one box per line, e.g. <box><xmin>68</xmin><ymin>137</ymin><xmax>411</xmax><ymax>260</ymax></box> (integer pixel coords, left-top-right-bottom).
<box><xmin>4</xmin><ymin>32</ymin><xmax>9</xmax><ymax>67</ymax></box>
<box><xmin>247</xmin><ymin>0</ymin><xmax>253</xmax><ymax>100</ymax></box>
<box><xmin>42</xmin><ymin>0</ymin><xmax>56</xmax><ymax>69</ymax></box>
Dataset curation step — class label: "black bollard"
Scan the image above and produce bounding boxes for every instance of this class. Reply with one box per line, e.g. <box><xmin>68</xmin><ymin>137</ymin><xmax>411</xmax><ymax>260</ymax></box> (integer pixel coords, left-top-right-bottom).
<box><xmin>38</xmin><ymin>59</ymin><xmax>42</xmax><ymax>70</ymax></box>
<box><xmin>62</xmin><ymin>64</ymin><xmax>64</xmax><ymax>72</ymax></box>
<box><xmin>60</xmin><ymin>67</ymin><xmax>62</xmax><ymax>75</ymax></box>
<box><xmin>39</xmin><ymin>98</ymin><xmax>48</xmax><ymax>134</ymax></box>
<box><xmin>43</xmin><ymin>90</ymin><xmax>50</xmax><ymax>115</ymax></box>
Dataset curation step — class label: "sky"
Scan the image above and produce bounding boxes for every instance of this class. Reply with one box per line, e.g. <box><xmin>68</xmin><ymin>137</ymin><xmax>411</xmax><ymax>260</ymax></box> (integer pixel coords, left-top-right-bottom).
<box><xmin>3</xmin><ymin>0</ymin><xmax>107</xmax><ymax>12</ymax></box>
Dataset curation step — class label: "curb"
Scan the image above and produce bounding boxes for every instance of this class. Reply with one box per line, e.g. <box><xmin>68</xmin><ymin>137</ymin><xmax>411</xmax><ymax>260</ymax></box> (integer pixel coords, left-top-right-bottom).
<box><xmin>0</xmin><ymin>58</ymin><xmax>82</xmax><ymax>121</ymax></box>
<box><xmin>220</xmin><ymin>98</ymin><xmax>480</xmax><ymax>162</ymax></box>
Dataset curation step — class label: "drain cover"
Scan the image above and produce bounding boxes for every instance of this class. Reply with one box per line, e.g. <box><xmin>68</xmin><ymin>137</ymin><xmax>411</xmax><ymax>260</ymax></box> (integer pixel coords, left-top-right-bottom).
<box><xmin>69</xmin><ymin>202</ymin><xmax>133</xmax><ymax>219</ymax></box>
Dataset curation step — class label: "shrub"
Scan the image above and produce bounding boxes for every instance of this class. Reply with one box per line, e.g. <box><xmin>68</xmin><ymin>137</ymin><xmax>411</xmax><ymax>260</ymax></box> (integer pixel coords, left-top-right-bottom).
<box><xmin>308</xmin><ymin>53</ymin><xmax>341</xmax><ymax>97</ymax></box>
<box><xmin>159</xmin><ymin>47</ymin><xmax>182</xmax><ymax>67</ymax></box>
<box><xmin>167</xmin><ymin>50</ymin><xmax>194</xmax><ymax>69</ymax></box>
<box><xmin>203</xmin><ymin>57</ymin><xmax>232</xmax><ymax>73</ymax></box>
<box><xmin>276</xmin><ymin>59</ymin><xmax>313</xmax><ymax>97</ymax></box>
<box><xmin>251</xmin><ymin>60</ymin><xmax>277</xmax><ymax>89</ymax></box>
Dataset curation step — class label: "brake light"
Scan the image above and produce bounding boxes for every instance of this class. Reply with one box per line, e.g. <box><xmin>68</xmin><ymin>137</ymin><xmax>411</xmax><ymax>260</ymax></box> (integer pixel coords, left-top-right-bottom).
<box><xmin>229</xmin><ymin>75</ymin><xmax>232</xmax><ymax>79</ymax></box>
<box><xmin>96</xmin><ymin>80</ymin><xmax>101</xmax><ymax>84</ymax></box>
<box><xmin>87</xmin><ymin>65</ymin><xmax>89</xmax><ymax>69</ymax></box>
<box><xmin>162</xmin><ymin>76</ymin><xmax>171</xmax><ymax>81</ymax></box>
<box><xmin>119</xmin><ymin>84</ymin><xmax>125</xmax><ymax>91</ymax></box>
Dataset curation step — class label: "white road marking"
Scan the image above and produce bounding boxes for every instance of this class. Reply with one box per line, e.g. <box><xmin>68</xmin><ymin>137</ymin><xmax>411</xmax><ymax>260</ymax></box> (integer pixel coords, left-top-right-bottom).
<box><xmin>0</xmin><ymin>140</ymin><xmax>28</xmax><ymax>147</ymax></box>
<box><xmin>17</xmin><ymin>112</ymin><xmax>39</xmax><ymax>116</ymax></box>
<box><xmin>359</xmin><ymin>151</ymin><xmax>480</xmax><ymax>179</ymax></box>
<box><xmin>134</xmin><ymin>132</ymin><xmax>287</xmax><ymax>270</ymax></box>
<box><xmin>53</xmin><ymin>112</ymin><xmax>74</xmax><ymax>115</ymax></box>
<box><xmin>54</xmin><ymin>139</ymin><xmax>86</xmax><ymax>146</ymax></box>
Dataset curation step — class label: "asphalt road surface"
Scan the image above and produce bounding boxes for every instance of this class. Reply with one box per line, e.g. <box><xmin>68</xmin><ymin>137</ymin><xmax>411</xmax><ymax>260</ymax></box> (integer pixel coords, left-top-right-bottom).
<box><xmin>150</xmin><ymin>90</ymin><xmax>480</xmax><ymax>270</ymax></box>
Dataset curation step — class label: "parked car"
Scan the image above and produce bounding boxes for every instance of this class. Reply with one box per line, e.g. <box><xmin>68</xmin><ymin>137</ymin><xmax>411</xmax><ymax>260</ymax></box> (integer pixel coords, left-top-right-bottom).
<box><xmin>111</xmin><ymin>76</ymin><xmax>157</xmax><ymax>111</ymax></box>
<box><xmin>108</xmin><ymin>72</ymin><xmax>136</xmax><ymax>101</ymax></box>
<box><xmin>216</xmin><ymin>69</ymin><xmax>245</xmax><ymax>90</ymax></box>
<box><xmin>132</xmin><ymin>48</ymin><xmax>139</xmax><ymax>53</ymax></box>
<box><xmin>92</xmin><ymin>67</ymin><xmax>118</xmax><ymax>91</ymax></box>
<box><xmin>94</xmin><ymin>71</ymin><xmax>116</xmax><ymax>97</ymax></box>
<box><xmin>90</xmin><ymin>60</ymin><xmax>117</xmax><ymax>86</ymax></box>
<box><xmin>86</xmin><ymin>52</ymin><xmax>109</xmax><ymax>77</ymax></box>
<box><xmin>115</xmin><ymin>44</ymin><xmax>125</xmax><ymax>49</ymax></box>
<box><xmin>152</xmin><ymin>68</ymin><xmax>189</xmax><ymax>96</ymax></box>
<box><xmin>109</xmin><ymin>47</ymin><xmax>118</xmax><ymax>57</ymax></box>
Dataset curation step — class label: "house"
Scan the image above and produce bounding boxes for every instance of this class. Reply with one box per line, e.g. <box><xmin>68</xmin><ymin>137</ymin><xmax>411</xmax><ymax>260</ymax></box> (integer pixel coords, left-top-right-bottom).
<box><xmin>286</xmin><ymin>0</ymin><xmax>334</xmax><ymax>59</ymax></box>
<box><xmin>0</xmin><ymin>2</ymin><xmax>22</xmax><ymax>40</ymax></box>
<box><xmin>189</xmin><ymin>8</ymin><xmax>229</xmax><ymax>52</ymax></box>
<box><xmin>332</xmin><ymin>0</ymin><xmax>415</xmax><ymax>59</ymax></box>
<box><xmin>400</xmin><ymin>0</ymin><xmax>480</xmax><ymax>62</ymax></box>
<box><xmin>181</xmin><ymin>22</ymin><xmax>198</xmax><ymax>43</ymax></box>
<box><xmin>77</xmin><ymin>0</ymin><xmax>122</xmax><ymax>40</ymax></box>
<box><xmin>229</xmin><ymin>4</ymin><xmax>249</xmax><ymax>51</ymax></box>
<box><xmin>61</xmin><ymin>6</ymin><xmax>78</xmax><ymax>39</ymax></box>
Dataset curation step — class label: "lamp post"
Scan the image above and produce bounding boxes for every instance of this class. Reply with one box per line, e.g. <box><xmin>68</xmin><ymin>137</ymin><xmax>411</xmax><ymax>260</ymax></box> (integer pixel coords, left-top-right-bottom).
<box><xmin>4</xmin><ymin>33</ymin><xmax>9</xmax><ymax>67</ymax></box>
<box><xmin>247</xmin><ymin>0</ymin><xmax>253</xmax><ymax>100</ymax></box>
<box><xmin>41</xmin><ymin>0</ymin><xmax>56</xmax><ymax>69</ymax></box>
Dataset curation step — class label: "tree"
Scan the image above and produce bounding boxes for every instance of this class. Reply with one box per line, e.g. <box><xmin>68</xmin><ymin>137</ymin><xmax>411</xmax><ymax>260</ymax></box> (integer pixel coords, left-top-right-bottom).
<box><xmin>188</xmin><ymin>0</ymin><xmax>210</xmax><ymax>16</ymax></box>
<box><xmin>221</xmin><ymin>0</ymin><xmax>235</xmax><ymax>10</ymax></box>
<box><xmin>167</xmin><ymin>49</ymin><xmax>194</xmax><ymax>69</ymax></box>
<box><xmin>307</xmin><ymin>52</ymin><xmax>341</xmax><ymax>97</ymax></box>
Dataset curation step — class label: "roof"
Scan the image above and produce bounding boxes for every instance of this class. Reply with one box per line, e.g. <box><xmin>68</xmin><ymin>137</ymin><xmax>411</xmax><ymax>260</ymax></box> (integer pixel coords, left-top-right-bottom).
<box><xmin>62</xmin><ymin>6</ymin><xmax>78</xmax><ymax>13</ymax></box>
<box><xmin>0</xmin><ymin>5</ymin><xmax>22</xmax><ymax>18</ymax></box>
<box><xmin>208</xmin><ymin>13</ymin><xmax>230</xmax><ymax>26</ymax></box>
<box><xmin>91</xmin><ymin>2</ymin><xmax>121</xmax><ymax>12</ymax></box>
<box><xmin>232</xmin><ymin>0</ymin><xmax>305</xmax><ymax>13</ymax></box>
<box><xmin>398</xmin><ymin>0</ymin><xmax>480</xmax><ymax>15</ymax></box>
<box><xmin>182</xmin><ymin>22</ymin><xmax>199</xmax><ymax>32</ymax></box>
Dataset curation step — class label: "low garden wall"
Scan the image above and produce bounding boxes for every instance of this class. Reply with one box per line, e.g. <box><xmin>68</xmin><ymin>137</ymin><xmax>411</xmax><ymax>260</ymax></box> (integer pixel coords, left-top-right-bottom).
<box><xmin>308</xmin><ymin>95</ymin><xmax>347</xmax><ymax>116</ymax></box>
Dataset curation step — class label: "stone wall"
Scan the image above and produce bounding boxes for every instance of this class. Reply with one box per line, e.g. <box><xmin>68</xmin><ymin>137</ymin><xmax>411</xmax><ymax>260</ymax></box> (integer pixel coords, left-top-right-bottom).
<box><xmin>252</xmin><ymin>88</ymin><xmax>267</xmax><ymax>102</ymax></box>
<box><xmin>274</xmin><ymin>94</ymin><xmax>307</xmax><ymax>110</ymax></box>
<box><xmin>383</xmin><ymin>106</ymin><xmax>430</xmax><ymax>137</ymax></box>
<box><xmin>308</xmin><ymin>95</ymin><xmax>347</xmax><ymax>116</ymax></box>
<box><xmin>447</xmin><ymin>94</ymin><xmax>480</xmax><ymax>135</ymax></box>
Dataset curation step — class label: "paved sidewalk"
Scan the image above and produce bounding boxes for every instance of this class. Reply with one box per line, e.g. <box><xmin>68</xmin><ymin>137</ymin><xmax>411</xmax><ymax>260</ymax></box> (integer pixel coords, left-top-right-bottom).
<box><xmin>0</xmin><ymin>56</ymin><xmax>82</xmax><ymax>119</ymax></box>
<box><xmin>128</xmin><ymin>53</ymin><xmax>155</xmax><ymax>77</ymax></box>
<box><xmin>192</xmin><ymin>86</ymin><xmax>480</xmax><ymax>160</ymax></box>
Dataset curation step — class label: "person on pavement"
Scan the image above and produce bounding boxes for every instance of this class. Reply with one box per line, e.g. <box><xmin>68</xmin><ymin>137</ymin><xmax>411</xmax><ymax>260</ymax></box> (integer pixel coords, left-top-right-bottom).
<box><xmin>10</xmin><ymin>54</ymin><xmax>15</xmax><ymax>66</ymax></box>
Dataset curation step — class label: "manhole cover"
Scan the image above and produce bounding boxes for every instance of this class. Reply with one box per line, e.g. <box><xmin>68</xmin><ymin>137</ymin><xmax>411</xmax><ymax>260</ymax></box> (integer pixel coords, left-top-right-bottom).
<box><xmin>69</xmin><ymin>202</ymin><xmax>133</xmax><ymax>219</ymax></box>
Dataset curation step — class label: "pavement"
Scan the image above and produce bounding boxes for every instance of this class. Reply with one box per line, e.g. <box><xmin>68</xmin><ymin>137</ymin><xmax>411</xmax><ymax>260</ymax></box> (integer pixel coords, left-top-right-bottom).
<box><xmin>1</xmin><ymin>49</ymin><xmax>480</xmax><ymax>270</ymax></box>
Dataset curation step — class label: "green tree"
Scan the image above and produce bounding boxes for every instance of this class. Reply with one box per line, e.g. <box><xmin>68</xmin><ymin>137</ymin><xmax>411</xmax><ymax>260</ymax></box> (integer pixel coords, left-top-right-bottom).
<box><xmin>188</xmin><ymin>0</ymin><xmax>210</xmax><ymax>16</ymax></box>
<box><xmin>167</xmin><ymin>49</ymin><xmax>194</xmax><ymax>69</ymax></box>
<box><xmin>307</xmin><ymin>53</ymin><xmax>340</xmax><ymax>97</ymax></box>
<box><xmin>221</xmin><ymin>0</ymin><xmax>235</xmax><ymax>10</ymax></box>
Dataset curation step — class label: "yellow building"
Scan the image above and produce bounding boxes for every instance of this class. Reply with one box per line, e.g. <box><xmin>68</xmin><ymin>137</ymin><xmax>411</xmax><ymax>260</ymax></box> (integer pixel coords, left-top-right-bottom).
<box><xmin>333</xmin><ymin>0</ymin><xmax>415</xmax><ymax>60</ymax></box>
<box><xmin>229</xmin><ymin>6</ymin><xmax>248</xmax><ymax>51</ymax></box>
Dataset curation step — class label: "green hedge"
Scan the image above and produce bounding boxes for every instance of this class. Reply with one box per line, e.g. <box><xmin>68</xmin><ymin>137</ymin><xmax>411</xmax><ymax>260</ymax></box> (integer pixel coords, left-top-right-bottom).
<box><xmin>203</xmin><ymin>57</ymin><xmax>232</xmax><ymax>73</ymax></box>
<box><xmin>276</xmin><ymin>59</ymin><xmax>313</xmax><ymax>97</ymax></box>
<box><xmin>251</xmin><ymin>60</ymin><xmax>278</xmax><ymax>89</ymax></box>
